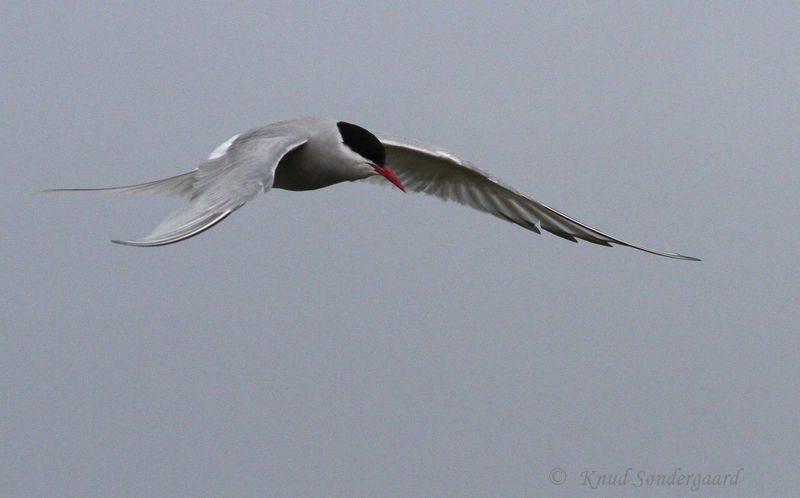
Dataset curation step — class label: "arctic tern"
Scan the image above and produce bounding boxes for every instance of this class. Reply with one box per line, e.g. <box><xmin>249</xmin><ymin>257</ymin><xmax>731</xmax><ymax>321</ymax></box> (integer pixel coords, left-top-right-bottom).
<box><xmin>44</xmin><ymin>117</ymin><xmax>699</xmax><ymax>260</ymax></box>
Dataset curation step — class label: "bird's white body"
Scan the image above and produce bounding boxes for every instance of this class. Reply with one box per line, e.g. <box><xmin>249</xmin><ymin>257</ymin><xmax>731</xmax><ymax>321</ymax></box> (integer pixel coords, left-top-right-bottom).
<box><xmin>44</xmin><ymin>117</ymin><xmax>699</xmax><ymax>260</ymax></box>
<box><xmin>271</xmin><ymin>118</ymin><xmax>379</xmax><ymax>190</ymax></box>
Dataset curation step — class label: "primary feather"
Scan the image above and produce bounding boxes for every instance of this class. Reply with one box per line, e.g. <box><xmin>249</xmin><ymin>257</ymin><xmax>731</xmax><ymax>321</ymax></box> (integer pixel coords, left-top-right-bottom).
<box><xmin>368</xmin><ymin>134</ymin><xmax>700</xmax><ymax>261</ymax></box>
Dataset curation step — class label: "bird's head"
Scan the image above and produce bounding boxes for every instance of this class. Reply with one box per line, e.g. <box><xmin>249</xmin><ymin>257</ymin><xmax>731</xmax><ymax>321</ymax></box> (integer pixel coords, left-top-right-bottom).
<box><xmin>337</xmin><ymin>121</ymin><xmax>405</xmax><ymax>192</ymax></box>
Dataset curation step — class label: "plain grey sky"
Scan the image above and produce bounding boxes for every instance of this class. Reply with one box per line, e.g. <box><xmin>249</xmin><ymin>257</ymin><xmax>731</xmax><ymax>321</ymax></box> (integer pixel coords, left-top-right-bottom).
<box><xmin>3</xmin><ymin>1</ymin><xmax>798</xmax><ymax>496</ymax></box>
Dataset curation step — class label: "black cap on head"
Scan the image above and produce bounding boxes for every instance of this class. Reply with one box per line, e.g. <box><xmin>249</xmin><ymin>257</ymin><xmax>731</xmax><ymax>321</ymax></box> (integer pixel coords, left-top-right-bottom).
<box><xmin>337</xmin><ymin>121</ymin><xmax>386</xmax><ymax>166</ymax></box>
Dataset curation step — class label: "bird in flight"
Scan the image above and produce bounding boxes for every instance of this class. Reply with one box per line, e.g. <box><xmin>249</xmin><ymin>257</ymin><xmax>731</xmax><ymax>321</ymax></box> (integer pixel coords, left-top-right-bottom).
<box><xmin>44</xmin><ymin>117</ymin><xmax>699</xmax><ymax>260</ymax></box>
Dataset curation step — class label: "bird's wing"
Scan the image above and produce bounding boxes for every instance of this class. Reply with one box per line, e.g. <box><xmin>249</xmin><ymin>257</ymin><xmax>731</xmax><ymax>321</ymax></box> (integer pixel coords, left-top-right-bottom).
<box><xmin>113</xmin><ymin>134</ymin><xmax>308</xmax><ymax>246</ymax></box>
<box><xmin>368</xmin><ymin>134</ymin><xmax>699</xmax><ymax>261</ymax></box>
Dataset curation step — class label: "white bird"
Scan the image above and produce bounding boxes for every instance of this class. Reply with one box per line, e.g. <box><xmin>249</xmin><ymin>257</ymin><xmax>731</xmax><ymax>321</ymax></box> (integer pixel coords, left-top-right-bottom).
<box><xmin>44</xmin><ymin>117</ymin><xmax>699</xmax><ymax>260</ymax></box>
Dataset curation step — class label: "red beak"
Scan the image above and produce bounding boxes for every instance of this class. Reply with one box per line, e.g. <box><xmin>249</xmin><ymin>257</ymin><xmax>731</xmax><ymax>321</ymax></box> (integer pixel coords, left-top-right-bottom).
<box><xmin>372</xmin><ymin>164</ymin><xmax>406</xmax><ymax>192</ymax></box>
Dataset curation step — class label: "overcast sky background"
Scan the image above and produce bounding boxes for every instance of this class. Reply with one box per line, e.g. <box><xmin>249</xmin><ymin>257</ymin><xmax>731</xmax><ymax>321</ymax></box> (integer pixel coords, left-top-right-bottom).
<box><xmin>3</xmin><ymin>1</ymin><xmax>798</xmax><ymax>496</ymax></box>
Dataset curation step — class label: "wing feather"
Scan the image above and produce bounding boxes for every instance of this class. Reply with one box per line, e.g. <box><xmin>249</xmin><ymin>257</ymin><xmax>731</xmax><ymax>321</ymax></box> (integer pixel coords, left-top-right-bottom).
<box><xmin>44</xmin><ymin>121</ymin><xmax>312</xmax><ymax>247</ymax></box>
<box><xmin>100</xmin><ymin>133</ymin><xmax>307</xmax><ymax>246</ymax></box>
<box><xmin>371</xmin><ymin>134</ymin><xmax>699</xmax><ymax>261</ymax></box>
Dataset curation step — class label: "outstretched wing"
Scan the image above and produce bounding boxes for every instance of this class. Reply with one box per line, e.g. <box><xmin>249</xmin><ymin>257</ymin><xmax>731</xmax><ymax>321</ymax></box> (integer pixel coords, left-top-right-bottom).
<box><xmin>113</xmin><ymin>133</ymin><xmax>308</xmax><ymax>246</ymax></box>
<box><xmin>111</xmin><ymin>133</ymin><xmax>308</xmax><ymax>246</ymax></box>
<box><xmin>368</xmin><ymin>134</ymin><xmax>699</xmax><ymax>261</ymax></box>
